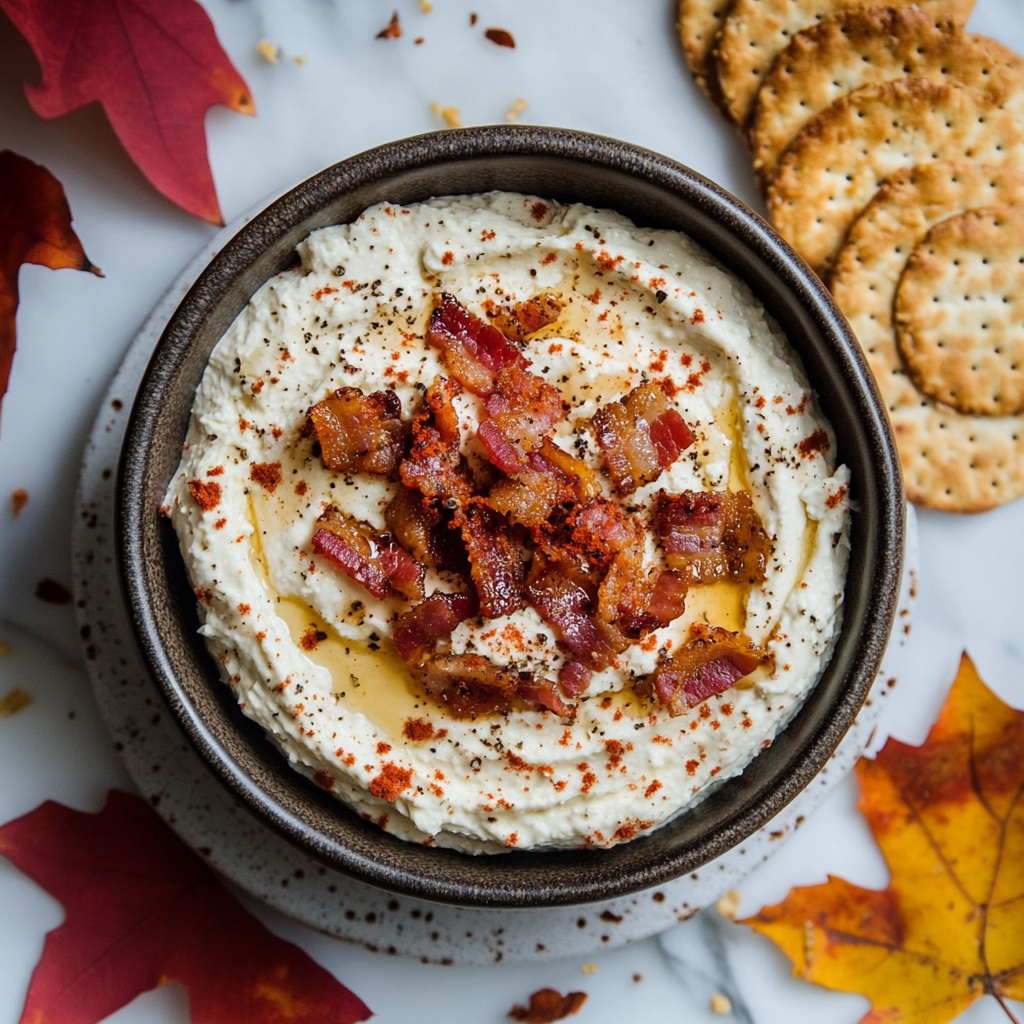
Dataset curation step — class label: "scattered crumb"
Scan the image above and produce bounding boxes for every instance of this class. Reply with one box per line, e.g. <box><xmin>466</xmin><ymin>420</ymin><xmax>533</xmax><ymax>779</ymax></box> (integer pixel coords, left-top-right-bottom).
<box><xmin>36</xmin><ymin>578</ymin><xmax>72</xmax><ymax>605</ymax></box>
<box><xmin>420</xmin><ymin>0</ymin><xmax>433</xmax><ymax>10</ymax></box>
<box><xmin>710</xmin><ymin>993</ymin><xmax>732</xmax><ymax>1015</ymax></box>
<box><xmin>509</xmin><ymin>989</ymin><xmax>587</xmax><ymax>1023</ymax></box>
<box><xmin>256</xmin><ymin>39</ymin><xmax>279</xmax><ymax>64</ymax></box>
<box><xmin>507</xmin><ymin>97</ymin><xmax>529</xmax><ymax>123</ymax></box>
<box><xmin>414</xmin><ymin>36</ymin><xmax>424</xmax><ymax>44</ymax></box>
<box><xmin>633</xmin><ymin>973</ymin><xmax>643</xmax><ymax>983</ymax></box>
<box><xmin>485</xmin><ymin>27</ymin><xmax>515</xmax><ymax>48</ymax></box>
<box><xmin>581</xmin><ymin>961</ymin><xmax>597</xmax><ymax>975</ymax></box>
<box><xmin>0</xmin><ymin>687</ymin><xmax>32</xmax><ymax>718</ymax></box>
<box><xmin>377</xmin><ymin>11</ymin><xmax>402</xmax><ymax>39</ymax></box>
<box><xmin>470</xmin><ymin>12</ymin><xmax>478</xmax><ymax>25</ymax></box>
<box><xmin>11</xmin><ymin>488</ymin><xmax>28</xmax><ymax>517</ymax></box>
<box><xmin>715</xmin><ymin>890</ymin><xmax>742</xmax><ymax>921</ymax></box>
<box><xmin>0</xmin><ymin>641</ymin><xmax>12</xmax><ymax>657</ymax></box>
<box><xmin>430</xmin><ymin>102</ymin><xmax>462</xmax><ymax>128</ymax></box>
<box><xmin>292</xmin><ymin>54</ymin><xmax>308</xmax><ymax>65</ymax></box>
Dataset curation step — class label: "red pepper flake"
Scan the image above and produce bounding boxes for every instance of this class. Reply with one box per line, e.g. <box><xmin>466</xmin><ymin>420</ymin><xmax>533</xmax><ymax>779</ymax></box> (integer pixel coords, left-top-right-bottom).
<box><xmin>368</xmin><ymin>762</ymin><xmax>413</xmax><ymax>801</ymax></box>
<box><xmin>652</xmin><ymin>735</ymin><xmax>672</xmax><ymax>745</ymax></box>
<box><xmin>237</xmin><ymin>603</ymin><xmax>251</xmax><ymax>616</ymax></box>
<box><xmin>376</xmin><ymin>11</ymin><xmax>402</xmax><ymax>38</ymax></box>
<box><xmin>335</xmin><ymin>746</ymin><xmax>356</xmax><ymax>766</ymax></box>
<box><xmin>271</xmin><ymin>427</ymin><xmax>283</xmax><ymax>440</ymax></box>
<box><xmin>250</xmin><ymin>462</ymin><xmax>282</xmax><ymax>493</ymax></box>
<box><xmin>312</xmin><ymin>770</ymin><xmax>334</xmax><ymax>791</ymax></box>
<box><xmin>826</xmin><ymin>484</ymin><xmax>848</xmax><ymax>510</ymax></box>
<box><xmin>35</xmin><ymin>578</ymin><xmax>71</xmax><ymax>605</ymax></box>
<box><xmin>11</xmin><ymin>488</ymin><xmax>28</xmax><ymax>517</ymax></box>
<box><xmin>214</xmin><ymin>517</ymin><xmax>227</xmax><ymax>530</ymax></box>
<box><xmin>798</xmin><ymin>429</ymin><xmax>831</xmax><ymax>460</ymax></box>
<box><xmin>403</xmin><ymin>717</ymin><xmax>435</xmax><ymax>741</ymax></box>
<box><xmin>685</xmin><ymin>758</ymin><xmax>699</xmax><ymax>776</ymax></box>
<box><xmin>644</xmin><ymin>780</ymin><xmax>663</xmax><ymax>798</ymax></box>
<box><xmin>542</xmin><ymin>252</ymin><xmax>557</xmax><ymax>265</ymax></box>
<box><xmin>691</xmin><ymin>309</ymin><xmax>705</xmax><ymax>324</ymax></box>
<box><xmin>441</xmin><ymin>251</ymin><xmax>455</xmax><ymax>266</ymax></box>
<box><xmin>312</xmin><ymin>285</ymin><xmax>337</xmax><ymax>300</ymax></box>
<box><xmin>188</xmin><ymin>479</ymin><xmax>221</xmax><ymax>512</ymax></box>
<box><xmin>485</xmin><ymin>26</ymin><xmax>515</xmax><ymax>47</ymax></box>
<box><xmin>612</xmin><ymin>819</ymin><xmax>652</xmax><ymax>843</ymax></box>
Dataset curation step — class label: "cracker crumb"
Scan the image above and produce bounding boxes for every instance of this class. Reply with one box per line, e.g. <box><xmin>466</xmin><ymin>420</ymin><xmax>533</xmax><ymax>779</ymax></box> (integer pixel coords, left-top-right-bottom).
<box><xmin>710</xmin><ymin>993</ymin><xmax>732</xmax><ymax>1015</ymax></box>
<box><xmin>715</xmin><ymin>890</ymin><xmax>742</xmax><ymax>920</ymax></box>
<box><xmin>376</xmin><ymin>11</ymin><xmax>402</xmax><ymax>39</ymax></box>
<box><xmin>507</xmin><ymin>98</ymin><xmax>529</xmax><ymax>123</ymax></box>
<box><xmin>256</xmin><ymin>39</ymin><xmax>279</xmax><ymax>64</ymax></box>
<box><xmin>420</xmin><ymin>0</ymin><xmax>433</xmax><ymax>10</ymax></box>
<box><xmin>11</xmin><ymin>488</ymin><xmax>28</xmax><ymax>517</ymax></box>
<box><xmin>292</xmin><ymin>54</ymin><xmax>308</xmax><ymax>65</ymax></box>
<box><xmin>0</xmin><ymin>687</ymin><xmax>32</xmax><ymax>718</ymax></box>
<box><xmin>431</xmin><ymin>103</ymin><xmax>462</xmax><ymax>128</ymax></box>
<box><xmin>581</xmin><ymin>961</ymin><xmax>597</xmax><ymax>975</ymax></box>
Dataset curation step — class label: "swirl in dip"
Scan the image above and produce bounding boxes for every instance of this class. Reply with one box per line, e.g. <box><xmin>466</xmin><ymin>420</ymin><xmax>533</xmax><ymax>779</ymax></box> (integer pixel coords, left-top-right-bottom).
<box><xmin>166</xmin><ymin>193</ymin><xmax>850</xmax><ymax>853</ymax></box>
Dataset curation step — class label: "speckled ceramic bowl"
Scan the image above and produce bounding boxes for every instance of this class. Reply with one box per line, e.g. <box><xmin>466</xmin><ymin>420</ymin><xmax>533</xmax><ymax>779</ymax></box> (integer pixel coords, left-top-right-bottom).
<box><xmin>118</xmin><ymin>126</ymin><xmax>904</xmax><ymax>908</ymax></box>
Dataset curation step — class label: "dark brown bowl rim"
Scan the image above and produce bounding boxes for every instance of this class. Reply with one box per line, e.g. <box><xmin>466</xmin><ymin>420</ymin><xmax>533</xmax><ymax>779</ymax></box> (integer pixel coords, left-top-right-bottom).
<box><xmin>118</xmin><ymin>125</ymin><xmax>904</xmax><ymax>908</ymax></box>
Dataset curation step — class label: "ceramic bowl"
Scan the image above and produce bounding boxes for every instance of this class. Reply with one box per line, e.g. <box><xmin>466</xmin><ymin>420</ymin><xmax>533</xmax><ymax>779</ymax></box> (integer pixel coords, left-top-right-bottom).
<box><xmin>118</xmin><ymin>126</ymin><xmax>904</xmax><ymax>908</ymax></box>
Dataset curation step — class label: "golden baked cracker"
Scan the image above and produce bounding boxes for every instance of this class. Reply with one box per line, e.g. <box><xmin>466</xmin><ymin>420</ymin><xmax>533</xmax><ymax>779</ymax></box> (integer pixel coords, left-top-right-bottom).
<box><xmin>749</xmin><ymin>9</ymin><xmax>1021</xmax><ymax>187</ymax></box>
<box><xmin>895</xmin><ymin>207</ymin><xmax>1024</xmax><ymax>416</ymax></box>
<box><xmin>767</xmin><ymin>79</ymin><xmax>1024</xmax><ymax>274</ymax></box>
<box><xmin>713</xmin><ymin>0</ymin><xmax>974</xmax><ymax>128</ymax></box>
<box><xmin>679</xmin><ymin>0</ymin><xmax>735</xmax><ymax>114</ymax></box>
<box><xmin>830</xmin><ymin>161</ymin><xmax>1024</xmax><ymax>511</ymax></box>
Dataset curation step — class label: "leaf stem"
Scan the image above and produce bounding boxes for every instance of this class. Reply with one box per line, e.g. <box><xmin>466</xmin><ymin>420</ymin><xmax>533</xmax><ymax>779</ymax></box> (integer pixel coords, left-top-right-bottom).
<box><xmin>994</xmin><ymin>993</ymin><xmax>1021</xmax><ymax>1024</ymax></box>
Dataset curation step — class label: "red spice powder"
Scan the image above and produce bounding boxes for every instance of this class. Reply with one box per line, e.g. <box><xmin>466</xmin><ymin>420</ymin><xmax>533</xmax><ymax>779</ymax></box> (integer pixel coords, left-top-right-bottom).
<box><xmin>541</xmin><ymin>252</ymin><xmax>557</xmax><ymax>265</ymax></box>
<box><xmin>299</xmin><ymin>626</ymin><xmax>324</xmax><ymax>651</ymax></box>
<box><xmin>312</xmin><ymin>286</ymin><xmax>338</xmax><ymax>300</ymax></box>
<box><xmin>403</xmin><ymin>718</ymin><xmax>435</xmax><ymax>742</ymax></box>
<box><xmin>613</xmin><ymin>819</ymin><xmax>653</xmax><ymax>843</ymax></box>
<box><xmin>368</xmin><ymin>762</ymin><xmax>413</xmax><ymax>802</ymax></box>
<box><xmin>691</xmin><ymin>309</ymin><xmax>705</xmax><ymax>324</ymax></box>
<box><xmin>798</xmin><ymin>429</ymin><xmax>831</xmax><ymax>460</ymax></box>
<box><xmin>685</xmin><ymin>759</ymin><xmax>699</xmax><ymax>776</ymax></box>
<box><xmin>377</xmin><ymin>741</ymin><xmax>392</xmax><ymax>755</ymax></box>
<box><xmin>581</xmin><ymin>771</ymin><xmax>597</xmax><ymax>794</ymax></box>
<box><xmin>826</xmin><ymin>484</ymin><xmax>848</xmax><ymax>510</ymax></box>
<box><xmin>442</xmin><ymin>251</ymin><xmax>454</xmax><ymax>266</ymax></box>
<box><xmin>188</xmin><ymin>479</ymin><xmax>221</xmax><ymax>512</ymax></box>
<box><xmin>295</xmin><ymin>480</ymin><xmax>308</xmax><ymax>496</ymax></box>
<box><xmin>207</xmin><ymin>465</ymin><xmax>224</xmax><ymax>476</ymax></box>
<box><xmin>644</xmin><ymin>780</ymin><xmax>663</xmax><ymax>799</ymax></box>
<box><xmin>237</xmin><ymin>603</ymin><xmax>251</xmax><ymax>615</ymax></box>
<box><xmin>531</xmin><ymin>201</ymin><xmax>548</xmax><ymax>222</ymax></box>
<box><xmin>194</xmin><ymin>586</ymin><xmax>214</xmax><ymax>605</ymax></box>
<box><xmin>312</xmin><ymin>771</ymin><xmax>334</xmax><ymax>791</ymax></box>
<box><xmin>214</xmin><ymin>517</ymin><xmax>227</xmax><ymax>530</ymax></box>
<box><xmin>250</xmin><ymin>462</ymin><xmax>282</xmax><ymax>493</ymax></box>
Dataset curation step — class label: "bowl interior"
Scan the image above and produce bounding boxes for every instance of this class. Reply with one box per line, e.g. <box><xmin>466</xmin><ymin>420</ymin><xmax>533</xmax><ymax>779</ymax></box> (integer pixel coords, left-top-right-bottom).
<box><xmin>119</xmin><ymin>126</ymin><xmax>904</xmax><ymax>907</ymax></box>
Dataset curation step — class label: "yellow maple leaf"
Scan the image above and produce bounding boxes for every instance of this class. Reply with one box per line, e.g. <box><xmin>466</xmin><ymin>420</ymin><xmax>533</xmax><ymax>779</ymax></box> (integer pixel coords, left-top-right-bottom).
<box><xmin>744</xmin><ymin>653</ymin><xmax>1024</xmax><ymax>1024</ymax></box>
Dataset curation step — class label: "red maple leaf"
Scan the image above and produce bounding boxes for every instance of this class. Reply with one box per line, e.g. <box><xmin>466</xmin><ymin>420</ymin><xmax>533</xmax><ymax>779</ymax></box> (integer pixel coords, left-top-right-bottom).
<box><xmin>1</xmin><ymin>0</ymin><xmax>255</xmax><ymax>224</ymax></box>
<box><xmin>0</xmin><ymin>150</ymin><xmax>101</xmax><ymax>428</ymax></box>
<box><xmin>0</xmin><ymin>791</ymin><xmax>372</xmax><ymax>1024</ymax></box>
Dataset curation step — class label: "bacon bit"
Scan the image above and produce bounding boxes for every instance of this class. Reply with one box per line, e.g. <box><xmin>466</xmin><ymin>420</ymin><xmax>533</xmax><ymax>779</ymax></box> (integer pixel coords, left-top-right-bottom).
<box><xmin>393</xmin><ymin>591</ymin><xmax>476</xmax><ymax>664</ymax></box>
<box><xmin>517</xmin><ymin>680</ymin><xmax>576</xmax><ymax>717</ymax></box>
<box><xmin>376</xmin><ymin>11</ymin><xmax>402</xmax><ymax>38</ymax></box>
<box><xmin>400</xmin><ymin>376</ymin><xmax>473</xmax><ymax>501</ymax></box>
<box><xmin>485</xmin><ymin>293</ymin><xmax>562</xmax><ymax>340</ymax></box>
<box><xmin>308</xmin><ymin>387</ymin><xmax>404</xmax><ymax>477</ymax></box>
<box><xmin>591</xmin><ymin>381</ymin><xmax>694</xmax><ymax>495</ymax></box>
<box><xmin>826</xmin><ymin>484</ymin><xmax>848</xmax><ymax>510</ymax></box>
<box><xmin>485</xmin><ymin>27</ymin><xmax>515</xmax><ymax>47</ymax></box>
<box><xmin>299</xmin><ymin>626</ymin><xmax>326</xmax><ymax>651</ymax></box>
<box><xmin>411</xmin><ymin>654</ymin><xmax>528</xmax><ymax>718</ymax></box>
<box><xmin>313</xmin><ymin>506</ymin><xmax>425</xmax><ymax>601</ymax></box>
<box><xmin>250</xmin><ymin>461</ymin><xmax>282</xmax><ymax>494</ymax></box>
<box><xmin>455</xmin><ymin>501</ymin><xmax>525</xmax><ymax>617</ymax></box>
<box><xmin>403</xmin><ymin>718</ymin><xmax>435</xmax><ymax>741</ymax></box>
<box><xmin>654</xmin><ymin>490</ymin><xmax>768</xmax><ymax>585</ymax></box>
<box><xmin>482</xmin><ymin>364</ymin><xmax>562</xmax><ymax>453</ymax></box>
<box><xmin>368</xmin><ymin>762</ymin><xmax>413</xmax><ymax>801</ymax></box>
<box><xmin>559</xmin><ymin>661</ymin><xmax>592</xmax><ymax>698</ymax></box>
<box><xmin>426</xmin><ymin>292</ymin><xmax>528</xmax><ymax>396</ymax></box>
<box><xmin>641</xmin><ymin>625</ymin><xmax>770</xmax><ymax>716</ymax></box>
<box><xmin>798</xmin><ymin>429</ymin><xmax>831</xmax><ymax>460</ymax></box>
<box><xmin>11</xmin><ymin>488</ymin><xmax>30</xmax><ymax>516</ymax></box>
<box><xmin>188</xmin><ymin>479</ymin><xmax>221</xmax><ymax>512</ymax></box>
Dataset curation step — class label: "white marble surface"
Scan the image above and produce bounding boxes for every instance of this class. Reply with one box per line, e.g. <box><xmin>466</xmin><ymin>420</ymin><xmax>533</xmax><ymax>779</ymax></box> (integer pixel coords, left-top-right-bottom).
<box><xmin>1</xmin><ymin>1</ymin><xmax>1023</xmax><ymax>1021</ymax></box>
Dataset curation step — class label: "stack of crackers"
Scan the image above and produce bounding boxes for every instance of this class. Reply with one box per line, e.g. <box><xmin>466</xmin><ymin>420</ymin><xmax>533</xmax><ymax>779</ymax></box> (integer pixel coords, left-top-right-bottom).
<box><xmin>680</xmin><ymin>0</ymin><xmax>1024</xmax><ymax>511</ymax></box>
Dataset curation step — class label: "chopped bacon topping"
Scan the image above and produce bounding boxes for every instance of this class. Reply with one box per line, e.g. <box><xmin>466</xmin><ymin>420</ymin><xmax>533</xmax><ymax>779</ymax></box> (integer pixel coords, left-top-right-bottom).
<box><xmin>426</xmin><ymin>292</ymin><xmax>528</xmax><ymax>396</ymax></box>
<box><xmin>410</xmin><ymin>654</ymin><xmax>526</xmax><ymax>718</ymax></box>
<box><xmin>454</xmin><ymin>501</ymin><xmax>525</xmax><ymax>618</ymax></box>
<box><xmin>399</xmin><ymin>376</ymin><xmax>473</xmax><ymax>502</ymax></box>
<box><xmin>653</xmin><ymin>490</ymin><xmax>768</xmax><ymax>585</ymax></box>
<box><xmin>308</xmin><ymin>387</ymin><xmax>404</xmax><ymax>477</ymax></box>
<box><xmin>516</xmin><ymin>680</ymin><xmax>576</xmax><ymax>718</ymax></box>
<box><xmin>590</xmin><ymin>381</ymin><xmax>694</xmax><ymax>494</ymax></box>
<box><xmin>486</xmin><ymin>293</ymin><xmax>562</xmax><ymax>340</ymax></box>
<box><xmin>558</xmin><ymin>661</ymin><xmax>592</xmax><ymax>698</ymax></box>
<box><xmin>313</xmin><ymin>507</ymin><xmax>425</xmax><ymax>601</ymax></box>
<box><xmin>393</xmin><ymin>591</ymin><xmax>476</xmax><ymax>665</ymax></box>
<box><xmin>384</xmin><ymin>485</ymin><xmax>469</xmax><ymax>574</ymax></box>
<box><xmin>483</xmin><ymin>364</ymin><xmax>563</xmax><ymax>452</ymax></box>
<box><xmin>642</xmin><ymin>624</ymin><xmax>769</xmax><ymax>716</ymax></box>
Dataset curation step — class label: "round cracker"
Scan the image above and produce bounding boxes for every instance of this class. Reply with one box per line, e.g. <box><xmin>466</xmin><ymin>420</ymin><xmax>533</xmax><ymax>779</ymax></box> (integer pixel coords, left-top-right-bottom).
<box><xmin>713</xmin><ymin>0</ymin><xmax>974</xmax><ymax>128</ymax></box>
<box><xmin>749</xmin><ymin>8</ymin><xmax>1022</xmax><ymax>186</ymax></box>
<box><xmin>679</xmin><ymin>0</ymin><xmax>735</xmax><ymax>114</ymax></box>
<box><xmin>895</xmin><ymin>207</ymin><xmax>1024</xmax><ymax>416</ymax></box>
<box><xmin>766</xmin><ymin>78</ymin><xmax>1024</xmax><ymax>274</ymax></box>
<box><xmin>830</xmin><ymin>161</ymin><xmax>1024</xmax><ymax>511</ymax></box>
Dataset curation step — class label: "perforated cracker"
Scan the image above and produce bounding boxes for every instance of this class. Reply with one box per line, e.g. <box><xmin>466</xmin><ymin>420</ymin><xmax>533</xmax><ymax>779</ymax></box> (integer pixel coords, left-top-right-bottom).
<box><xmin>830</xmin><ymin>161</ymin><xmax>1024</xmax><ymax>511</ymax></box>
<box><xmin>713</xmin><ymin>0</ymin><xmax>973</xmax><ymax>128</ymax></box>
<box><xmin>748</xmin><ymin>9</ymin><xmax>1020</xmax><ymax>186</ymax></box>
<box><xmin>895</xmin><ymin>207</ymin><xmax>1024</xmax><ymax>416</ymax></box>
<box><xmin>679</xmin><ymin>0</ymin><xmax>735</xmax><ymax>113</ymax></box>
<box><xmin>767</xmin><ymin>79</ymin><xmax>1024</xmax><ymax>273</ymax></box>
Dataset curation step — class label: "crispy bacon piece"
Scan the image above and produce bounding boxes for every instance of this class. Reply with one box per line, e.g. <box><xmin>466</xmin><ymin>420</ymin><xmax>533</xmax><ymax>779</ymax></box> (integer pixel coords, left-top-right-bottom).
<box><xmin>562</xmin><ymin>498</ymin><xmax>636</xmax><ymax>573</ymax></box>
<box><xmin>537</xmin><ymin>439</ymin><xmax>603</xmax><ymax>502</ymax></box>
<box><xmin>426</xmin><ymin>292</ymin><xmax>528</xmax><ymax>396</ymax></box>
<box><xmin>558</xmin><ymin>661</ymin><xmax>592</xmax><ymax>698</ymax></box>
<box><xmin>486</xmin><ymin>292</ymin><xmax>562</xmax><ymax>340</ymax></box>
<box><xmin>454</xmin><ymin>501</ymin><xmax>525</xmax><ymax>618</ymax></box>
<box><xmin>591</xmin><ymin>381</ymin><xmax>694</xmax><ymax>495</ymax></box>
<box><xmin>653</xmin><ymin>490</ymin><xmax>768</xmax><ymax>585</ymax></box>
<box><xmin>477</xmin><ymin>418</ymin><xmax>528</xmax><ymax>474</ymax></box>
<box><xmin>313</xmin><ymin>507</ymin><xmax>425</xmax><ymax>601</ymax></box>
<box><xmin>516</xmin><ymin>680</ymin><xmax>576</xmax><ymax>718</ymax></box>
<box><xmin>483</xmin><ymin>364</ymin><xmax>563</xmax><ymax>451</ymax></box>
<box><xmin>384</xmin><ymin>485</ymin><xmax>468</xmax><ymax>574</ymax></box>
<box><xmin>392</xmin><ymin>591</ymin><xmax>477</xmax><ymax>665</ymax></box>
<box><xmin>400</xmin><ymin>376</ymin><xmax>474</xmax><ymax>502</ymax></box>
<box><xmin>308</xmin><ymin>387</ymin><xmax>404</xmax><ymax>477</ymax></box>
<box><xmin>641</xmin><ymin>624</ymin><xmax>769</xmax><ymax>716</ymax></box>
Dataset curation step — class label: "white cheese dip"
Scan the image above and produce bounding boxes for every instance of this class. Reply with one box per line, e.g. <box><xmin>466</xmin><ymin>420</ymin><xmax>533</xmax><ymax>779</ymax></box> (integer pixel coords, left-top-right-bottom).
<box><xmin>166</xmin><ymin>193</ymin><xmax>850</xmax><ymax>853</ymax></box>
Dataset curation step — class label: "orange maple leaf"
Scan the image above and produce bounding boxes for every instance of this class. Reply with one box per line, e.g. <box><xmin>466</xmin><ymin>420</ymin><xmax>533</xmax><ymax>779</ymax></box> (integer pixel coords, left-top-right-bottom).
<box><xmin>0</xmin><ymin>150</ymin><xmax>101</xmax><ymax>428</ymax></box>
<box><xmin>744</xmin><ymin>653</ymin><xmax>1024</xmax><ymax>1024</ymax></box>
<box><xmin>1</xmin><ymin>0</ymin><xmax>254</xmax><ymax>224</ymax></box>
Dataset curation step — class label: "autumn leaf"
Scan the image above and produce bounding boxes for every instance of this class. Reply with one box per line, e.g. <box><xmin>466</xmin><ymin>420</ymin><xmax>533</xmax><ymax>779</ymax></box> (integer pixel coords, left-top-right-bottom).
<box><xmin>0</xmin><ymin>790</ymin><xmax>371</xmax><ymax>1024</ymax></box>
<box><xmin>0</xmin><ymin>150</ymin><xmax>100</xmax><ymax>427</ymax></box>
<box><xmin>744</xmin><ymin>653</ymin><xmax>1024</xmax><ymax>1024</ymax></box>
<box><xmin>1</xmin><ymin>0</ymin><xmax>254</xmax><ymax>224</ymax></box>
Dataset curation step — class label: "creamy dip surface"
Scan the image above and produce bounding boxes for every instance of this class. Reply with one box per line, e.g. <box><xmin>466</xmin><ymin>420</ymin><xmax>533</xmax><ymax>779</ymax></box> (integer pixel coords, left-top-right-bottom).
<box><xmin>166</xmin><ymin>193</ymin><xmax>850</xmax><ymax>853</ymax></box>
